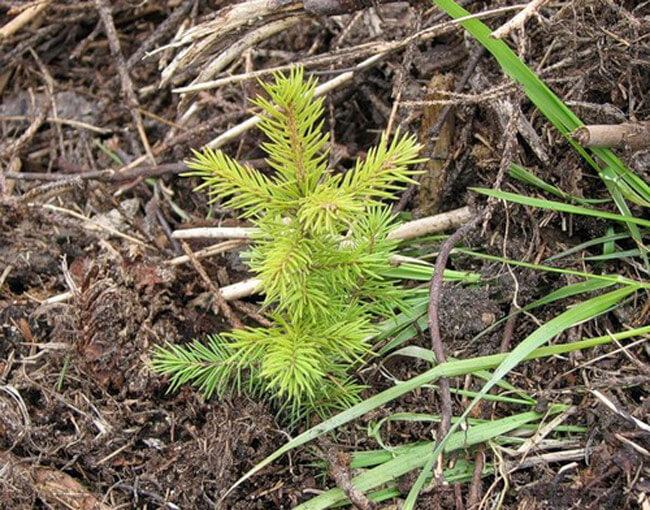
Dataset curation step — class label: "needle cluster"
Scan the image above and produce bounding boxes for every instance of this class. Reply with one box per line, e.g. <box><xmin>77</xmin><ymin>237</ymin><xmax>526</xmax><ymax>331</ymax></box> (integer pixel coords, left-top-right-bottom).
<box><xmin>152</xmin><ymin>68</ymin><xmax>423</xmax><ymax>420</ymax></box>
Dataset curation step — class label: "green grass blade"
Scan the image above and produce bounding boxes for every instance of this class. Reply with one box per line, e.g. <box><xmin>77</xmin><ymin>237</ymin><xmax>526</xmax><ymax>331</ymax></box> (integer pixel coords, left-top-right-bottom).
<box><xmin>297</xmin><ymin>411</ymin><xmax>552</xmax><ymax>509</ymax></box>
<box><xmin>403</xmin><ymin>285</ymin><xmax>638</xmax><ymax>508</ymax></box>
<box><xmin>472</xmin><ymin>188</ymin><xmax>650</xmax><ymax>229</ymax></box>
<box><xmin>509</xmin><ymin>164</ymin><xmax>609</xmax><ymax>206</ymax></box>
<box><xmin>545</xmin><ymin>231</ymin><xmax>636</xmax><ymax>262</ymax></box>
<box><xmin>457</xmin><ymin>248</ymin><xmax>647</xmax><ymax>288</ymax></box>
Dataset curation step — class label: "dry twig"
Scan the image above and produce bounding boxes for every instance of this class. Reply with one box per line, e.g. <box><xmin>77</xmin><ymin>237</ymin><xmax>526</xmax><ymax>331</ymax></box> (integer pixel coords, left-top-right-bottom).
<box><xmin>181</xmin><ymin>241</ymin><xmax>244</xmax><ymax>329</ymax></box>
<box><xmin>0</xmin><ymin>0</ymin><xmax>52</xmax><ymax>40</ymax></box>
<box><xmin>490</xmin><ymin>0</ymin><xmax>550</xmax><ymax>40</ymax></box>
<box><xmin>94</xmin><ymin>0</ymin><xmax>156</xmax><ymax>164</ymax></box>
<box><xmin>319</xmin><ymin>439</ymin><xmax>376</xmax><ymax>510</ymax></box>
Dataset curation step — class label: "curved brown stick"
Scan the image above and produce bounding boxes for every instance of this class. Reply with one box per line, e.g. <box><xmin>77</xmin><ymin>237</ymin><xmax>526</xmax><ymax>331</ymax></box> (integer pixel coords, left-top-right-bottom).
<box><xmin>427</xmin><ymin>214</ymin><xmax>481</xmax><ymax>442</ymax></box>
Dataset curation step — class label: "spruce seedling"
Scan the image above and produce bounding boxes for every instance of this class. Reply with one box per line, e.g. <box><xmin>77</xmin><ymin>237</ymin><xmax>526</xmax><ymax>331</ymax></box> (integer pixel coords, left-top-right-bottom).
<box><xmin>152</xmin><ymin>68</ymin><xmax>423</xmax><ymax>420</ymax></box>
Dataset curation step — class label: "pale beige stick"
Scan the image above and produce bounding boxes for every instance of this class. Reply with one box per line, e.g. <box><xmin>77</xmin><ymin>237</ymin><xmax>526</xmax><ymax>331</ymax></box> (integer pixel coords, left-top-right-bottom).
<box><xmin>43</xmin><ymin>207</ymin><xmax>470</xmax><ymax>305</ymax></box>
<box><xmin>491</xmin><ymin>0</ymin><xmax>551</xmax><ymax>39</ymax></box>
<box><xmin>214</xmin><ymin>206</ymin><xmax>473</xmax><ymax>300</ymax></box>
<box><xmin>170</xmin><ymin>206</ymin><xmax>472</xmax><ymax>241</ymax></box>
<box><xmin>35</xmin><ymin>203</ymin><xmax>151</xmax><ymax>248</ymax></box>
<box><xmin>191</xmin><ymin>17</ymin><xmax>302</xmax><ymax>89</ymax></box>
<box><xmin>0</xmin><ymin>115</ymin><xmax>111</xmax><ymax>134</ymax></box>
<box><xmin>221</xmin><ymin>278</ymin><xmax>263</xmax><ymax>300</ymax></box>
<box><xmin>167</xmin><ymin>239</ymin><xmax>247</xmax><ymax>266</ymax></box>
<box><xmin>504</xmin><ymin>449</ymin><xmax>586</xmax><ymax>473</ymax></box>
<box><xmin>176</xmin><ymin>17</ymin><xmax>303</xmax><ymax>113</ymax></box>
<box><xmin>171</xmin><ymin>226</ymin><xmax>259</xmax><ymax>239</ymax></box>
<box><xmin>0</xmin><ymin>0</ymin><xmax>52</xmax><ymax>40</ymax></box>
<box><xmin>387</xmin><ymin>206</ymin><xmax>473</xmax><ymax>241</ymax></box>
<box><xmin>573</xmin><ymin>122</ymin><xmax>650</xmax><ymax>150</ymax></box>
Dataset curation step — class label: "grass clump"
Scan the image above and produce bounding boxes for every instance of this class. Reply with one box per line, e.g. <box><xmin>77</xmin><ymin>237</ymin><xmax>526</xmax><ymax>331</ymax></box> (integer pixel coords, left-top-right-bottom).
<box><xmin>151</xmin><ymin>67</ymin><xmax>423</xmax><ymax>420</ymax></box>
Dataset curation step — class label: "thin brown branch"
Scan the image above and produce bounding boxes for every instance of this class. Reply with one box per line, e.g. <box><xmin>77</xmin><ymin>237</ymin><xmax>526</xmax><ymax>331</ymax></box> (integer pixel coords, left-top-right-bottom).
<box><xmin>466</xmin><ymin>445</ymin><xmax>485</xmax><ymax>509</ymax></box>
<box><xmin>428</xmin><ymin>213</ymin><xmax>481</xmax><ymax>439</ymax></box>
<box><xmin>94</xmin><ymin>0</ymin><xmax>156</xmax><ymax>164</ymax></box>
<box><xmin>4</xmin><ymin>162</ymin><xmax>187</xmax><ymax>182</ymax></box>
<box><xmin>319</xmin><ymin>438</ymin><xmax>376</xmax><ymax>510</ymax></box>
<box><xmin>181</xmin><ymin>241</ymin><xmax>244</xmax><ymax>329</ymax></box>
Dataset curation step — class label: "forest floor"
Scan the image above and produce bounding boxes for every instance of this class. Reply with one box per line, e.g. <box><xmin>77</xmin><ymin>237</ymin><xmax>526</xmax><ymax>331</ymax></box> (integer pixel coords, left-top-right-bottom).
<box><xmin>1</xmin><ymin>0</ymin><xmax>649</xmax><ymax>508</ymax></box>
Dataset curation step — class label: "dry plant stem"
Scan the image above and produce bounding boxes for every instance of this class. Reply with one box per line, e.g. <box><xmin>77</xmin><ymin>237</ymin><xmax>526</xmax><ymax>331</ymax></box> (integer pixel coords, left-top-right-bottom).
<box><xmin>490</xmin><ymin>0</ymin><xmax>550</xmax><ymax>39</ymax></box>
<box><xmin>319</xmin><ymin>439</ymin><xmax>376</xmax><ymax>510</ymax></box>
<box><xmin>230</xmin><ymin>300</ymin><xmax>273</xmax><ymax>327</ymax></box>
<box><xmin>0</xmin><ymin>114</ymin><xmax>111</xmax><ymax>134</ymax></box>
<box><xmin>33</xmin><ymin>203</ymin><xmax>151</xmax><ymax>248</ymax></box>
<box><xmin>572</xmin><ymin>122</ymin><xmax>650</xmax><ymax>150</ymax></box>
<box><xmin>94</xmin><ymin>0</ymin><xmax>156</xmax><ymax>164</ymax></box>
<box><xmin>181</xmin><ymin>241</ymin><xmax>243</xmax><ymax>329</ymax></box>
<box><xmin>158</xmin><ymin>0</ymin><xmax>302</xmax><ymax>84</ymax></box>
<box><xmin>428</xmin><ymin>214</ymin><xmax>482</xmax><ymax>446</ymax></box>
<box><xmin>591</xmin><ymin>390</ymin><xmax>650</xmax><ymax>433</ymax></box>
<box><xmin>172</xmin><ymin>206</ymin><xmax>472</xmax><ymax>241</ymax></box>
<box><xmin>124</xmin><ymin>0</ymin><xmax>193</xmax><ymax>71</ymax></box>
<box><xmin>394</xmin><ymin>47</ymin><xmax>485</xmax><ymax>213</ymax></box>
<box><xmin>387</xmin><ymin>206</ymin><xmax>473</xmax><ymax>241</ymax></box>
<box><xmin>467</xmin><ymin>445</ymin><xmax>485</xmax><ymax>509</ymax></box>
<box><xmin>4</xmin><ymin>163</ymin><xmax>187</xmax><ymax>182</ymax></box>
<box><xmin>0</xmin><ymin>105</ymin><xmax>48</xmax><ymax>159</ymax></box>
<box><xmin>0</xmin><ymin>0</ymin><xmax>52</xmax><ymax>40</ymax></box>
<box><xmin>504</xmin><ymin>448</ymin><xmax>585</xmax><ymax>473</ymax></box>
<box><xmin>499</xmin><ymin>308</ymin><xmax>518</xmax><ymax>353</ymax></box>
<box><xmin>167</xmin><ymin>239</ymin><xmax>247</xmax><ymax>266</ymax></box>
<box><xmin>171</xmin><ymin>227</ymin><xmax>259</xmax><ymax>240</ymax></box>
<box><xmin>189</xmin><ymin>16</ymin><xmax>303</xmax><ymax>91</ymax></box>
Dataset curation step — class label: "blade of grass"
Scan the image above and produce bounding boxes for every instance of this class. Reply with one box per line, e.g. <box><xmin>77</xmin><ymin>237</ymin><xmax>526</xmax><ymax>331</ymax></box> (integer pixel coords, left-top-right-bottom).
<box><xmin>403</xmin><ymin>285</ymin><xmax>638</xmax><ymax>508</ymax></box>
<box><xmin>509</xmin><ymin>164</ymin><xmax>609</xmax><ymax>206</ymax></box>
<box><xmin>297</xmin><ymin>410</ymin><xmax>554</xmax><ymax>509</ymax></box>
<box><xmin>385</xmin><ymin>345</ymin><xmax>535</xmax><ymax>403</ymax></box>
<box><xmin>545</xmin><ymin>231</ymin><xmax>637</xmax><ymax>262</ymax></box>
<box><xmin>472</xmin><ymin>188</ymin><xmax>650</xmax><ymax>230</ymax></box>
<box><xmin>473</xmin><ymin>278</ymin><xmax>616</xmax><ymax>344</ymax></box>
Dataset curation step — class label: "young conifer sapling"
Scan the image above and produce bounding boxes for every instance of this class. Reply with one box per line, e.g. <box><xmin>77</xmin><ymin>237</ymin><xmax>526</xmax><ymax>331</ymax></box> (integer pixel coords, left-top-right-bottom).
<box><xmin>152</xmin><ymin>68</ymin><xmax>424</xmax><ymax>420</ymax></box>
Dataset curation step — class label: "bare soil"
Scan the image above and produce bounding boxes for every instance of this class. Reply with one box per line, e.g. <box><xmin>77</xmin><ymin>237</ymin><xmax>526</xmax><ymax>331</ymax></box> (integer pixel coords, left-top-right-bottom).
<box><xmin>1</xmin><ymin>1</ymin><xmax>649</xmax><ymax>508</ymax></box>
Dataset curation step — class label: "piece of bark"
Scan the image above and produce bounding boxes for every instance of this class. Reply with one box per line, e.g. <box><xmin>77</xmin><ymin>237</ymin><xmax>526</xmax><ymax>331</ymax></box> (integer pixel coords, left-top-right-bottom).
<box><xmin>0</xmin><ymin>450</ymin><xmax>112</xmax><ymax>510</ymax></box>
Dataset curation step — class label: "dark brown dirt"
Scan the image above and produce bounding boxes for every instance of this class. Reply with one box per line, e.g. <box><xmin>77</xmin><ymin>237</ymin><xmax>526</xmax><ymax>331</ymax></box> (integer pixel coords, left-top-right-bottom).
<box><xmin>1</xmin><ymin>0</ymin><xmax>649</xmax><ymax>508</ymax></box>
